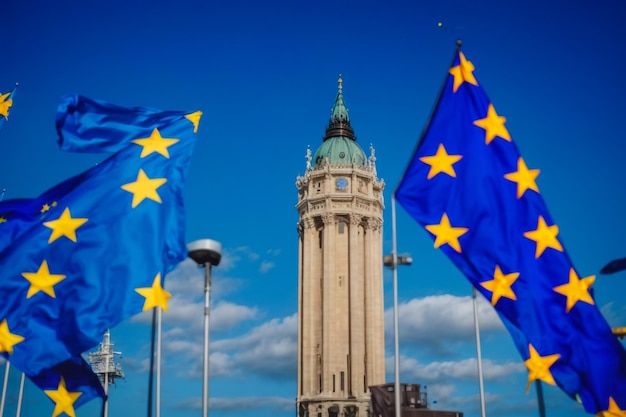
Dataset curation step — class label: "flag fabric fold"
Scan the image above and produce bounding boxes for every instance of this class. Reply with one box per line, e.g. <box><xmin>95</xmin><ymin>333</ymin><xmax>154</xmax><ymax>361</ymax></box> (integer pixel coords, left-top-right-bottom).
<box><xmin>0</xmin><ymin>94</ymin><xmax>202</xmax><ymax>412</ymax></box>
<box><xmin>395</xmin><ymin>49</ymin><xmax>626</xmax><ymax>414</ymax></box>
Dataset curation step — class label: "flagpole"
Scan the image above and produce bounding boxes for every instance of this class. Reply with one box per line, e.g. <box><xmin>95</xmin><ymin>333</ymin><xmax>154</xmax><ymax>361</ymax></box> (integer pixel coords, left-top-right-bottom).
<box><xmin>472</xmin><ymin>287</ymin><xmax>486</xmax><ymax>417</ymax></box>
<box><xmin>391</xmin><ymin>196</ymin><xmax>401</xmax><ymax>417</ymax></box>
<box><xmin>0</xmin><ymin>362</ymin><xmax>9</xmax><ymax>417</ymax></box>
<box><xmin>103</xmin><ymin>330</ymin><xmax>110</xmax><ymax>417</ymax></box>
<box><xmin>156</xmin><ymin>307</ymin><xmax>162</xmax><ymax>417</ymax></box>
<box><xmin>15</xmin><ymin>372</ymin><xmax>24</xmax><ymax>417</ymax></box>
<box><xmin>147</xmin><ymin>309</ymin><xmax>156</xmax><ymax>417</ymax></box>
<box><xmin>536</xmin><ymin>381</ymin><xmax>546</xmax><ymax>417</ymax></box>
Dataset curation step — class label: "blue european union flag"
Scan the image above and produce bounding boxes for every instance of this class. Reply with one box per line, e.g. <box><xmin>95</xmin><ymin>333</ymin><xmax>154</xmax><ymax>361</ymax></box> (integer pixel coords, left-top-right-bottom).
<box><xmin>0</xmin><ymin>84</ymin><xmax>17</xmax><ymax>130</ymax></box>
<box><xmin>395</xmin><ymin>48</ymin><xmax>626</xmax><ymax>414</ymax></box>
<box><xmin>0</xmin><ymin>94</ymin><xmax>201</xmax><ymax>412</ymax></box>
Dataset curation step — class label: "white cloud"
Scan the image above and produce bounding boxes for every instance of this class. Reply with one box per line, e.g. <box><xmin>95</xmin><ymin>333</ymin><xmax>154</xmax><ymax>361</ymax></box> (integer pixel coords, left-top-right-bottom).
<box><xmin>211</xmin><ymin>301</ymin><xmax>259</xmax><ymax>332</ymax></box>
<box><xmin>259</xmin><ymin>260</ymin><xmax>275</xmax><ymax>274</ymax></box>
<box><xmin>212</xmin><ymin>314</ymin><xmax>298</xmax><ymax>380</ymax></box>
<box><xmin>172</xmin><ymin>395</ymin><xmax>293</xmax><ymax>412</ymax></box>
<box><xmin>165</xmin><ymin>257</ymin><xmax>245</xmax><ymax>300</ymax></box>
<box><xmin>385</xmin><ymin>294</ymin><xmax>504</xmax><ymax>355</ymax></box>
<box><xmin>396</xmin><ymin>355</ymin><xmax>524</xmax><ymax>383</ymax></box>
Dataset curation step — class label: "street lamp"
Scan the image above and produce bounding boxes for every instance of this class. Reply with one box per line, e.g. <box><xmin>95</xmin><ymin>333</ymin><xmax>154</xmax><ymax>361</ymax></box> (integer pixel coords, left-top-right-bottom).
<box><xmin>188</xmin><ymin>239</ymin><xmax>222</xmax><ymax>417</ymax></box>
<box><xmin>383</xmin><ymin>249</ymin><xmax>412</xmax><ymax>417</ymax></box>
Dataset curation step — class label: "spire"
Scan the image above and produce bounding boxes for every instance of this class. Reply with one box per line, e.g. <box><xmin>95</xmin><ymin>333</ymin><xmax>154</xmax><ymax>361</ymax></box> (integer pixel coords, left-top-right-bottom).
<box><xmin>324</xmin><ymin>75</ymin><xmax>356</xmax><ymax>142</ymax></box>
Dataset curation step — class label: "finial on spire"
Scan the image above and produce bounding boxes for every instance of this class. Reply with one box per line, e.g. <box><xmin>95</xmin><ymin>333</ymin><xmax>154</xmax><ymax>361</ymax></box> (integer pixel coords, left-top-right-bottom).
<box><xmin>338</xmin><ymin>74</ymin><xmax>343</xmax><ymax>90</ymax></box>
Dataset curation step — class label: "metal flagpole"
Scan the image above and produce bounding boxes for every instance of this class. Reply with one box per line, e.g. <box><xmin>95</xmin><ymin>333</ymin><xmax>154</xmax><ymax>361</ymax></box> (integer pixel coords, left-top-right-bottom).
<box><xmin>15</xmin><ymin>372</ymin><xmax>24</xmax><ymax>417</ymax></box>
<box><xmin>391</xmin><ymin>196</ymin><xmax>401</xmax><ymax>417</ymax></box>
<box><xmin>0</xmin><ymin>361</ymin><xmax>9</xmax><ymax>417</ymax></box>
<box><xmin>156</xmin><ymin>307</ymin><xmax>162</xmax><ymax>417</ymax></box>
<box><xmin>103</xmin><ymin>330</ymin><xmax>110</xmax><ymax>417</ymax></box>
<box><xmin>147</xmin><ymin>309</ymin><xmax>156</xmax><ymax>417</ymax></box>
<box><xmin>472</xmin><ymin>287</ymin><xmax>486</xmax><ymax>417</ymax></box>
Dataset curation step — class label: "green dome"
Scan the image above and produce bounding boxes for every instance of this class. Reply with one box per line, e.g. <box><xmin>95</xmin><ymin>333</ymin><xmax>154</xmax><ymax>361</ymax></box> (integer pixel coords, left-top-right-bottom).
<box><xmin>313</xmin><ymin>136</ymin><xmax>367</xmax><ymax>166</ymax></box>
<box><xmin>312</xmin><ymin>76</ymin><xmax>367</xmax><ymax>167</ymax></box>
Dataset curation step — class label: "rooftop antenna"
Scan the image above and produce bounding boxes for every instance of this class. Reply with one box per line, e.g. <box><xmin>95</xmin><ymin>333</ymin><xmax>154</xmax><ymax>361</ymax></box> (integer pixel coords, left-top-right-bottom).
<box><xmin>88</xmin><ymin>329</ymin><xmax>124</xmax><ymax>417</ymax></box>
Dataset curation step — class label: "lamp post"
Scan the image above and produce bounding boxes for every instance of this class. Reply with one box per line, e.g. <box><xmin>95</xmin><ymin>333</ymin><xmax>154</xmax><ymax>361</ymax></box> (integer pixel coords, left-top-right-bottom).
<box><xmin>187</xmin><ymin>239</ymin><xmax>222</xmax><ymax>417</ymax></box>
<box><xmin>385</xmin><ymin>194</ymin><xmax>413</xmax><ymax>417</ymax></box>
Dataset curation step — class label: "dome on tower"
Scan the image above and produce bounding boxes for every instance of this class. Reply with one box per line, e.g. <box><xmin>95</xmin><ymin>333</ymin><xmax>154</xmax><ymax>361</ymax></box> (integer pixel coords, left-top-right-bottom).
<box><xmin>312</xmin><ymin>77</ymin><xmax>367</xmax><ymax>167</ymax></box>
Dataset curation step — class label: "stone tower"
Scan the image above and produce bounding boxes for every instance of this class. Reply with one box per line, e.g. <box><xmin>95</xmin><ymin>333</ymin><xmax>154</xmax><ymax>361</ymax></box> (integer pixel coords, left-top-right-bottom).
<box><xmin>296</xmin><ymin>78</ymin><xmax>386</xmax><ymax>417</ymax></box>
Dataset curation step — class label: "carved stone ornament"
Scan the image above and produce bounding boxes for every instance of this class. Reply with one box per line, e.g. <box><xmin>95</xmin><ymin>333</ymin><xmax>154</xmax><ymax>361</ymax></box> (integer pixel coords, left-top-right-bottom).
<box><xmin>367</xmin><ymin>217</ymin><xmax>383</xmax><ymax>231</ymax></box>
<box><xmin>349</xmin><ymin>213</ymin><xmax>362</xmax><ymax>225</ymax></box>
<box><xmin>303</xmin><ymin>217</ymin><xmax>316</xmax><ymax>230</ymax></box>
<box><xmin>321</xmin><ymin>213</ymin><xmax>335</xmax><ymax>225</ymax></box>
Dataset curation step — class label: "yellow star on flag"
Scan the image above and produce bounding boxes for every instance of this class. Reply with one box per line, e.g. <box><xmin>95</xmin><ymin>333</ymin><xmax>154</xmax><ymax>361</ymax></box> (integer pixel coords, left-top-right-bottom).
<box><xmin>44</xmin><ymin>377</ymin><xmax>83</xmax><ymax>417</ymax></box>
<box><xmin>121</xmin><ymin>169</ymin><xmax>167</xmax><ymax>209</ymax></box>
<box><xmin>598</xmin><ymin>397</ymin><xmax>626</xmax><ymax>417</ymax></box>
<box><xmin>425</xmin><ymin>213</ymin><xmax>469</xmax><ymax>253</ymax></box>
<box><xmin>553</xmin><ymin>268</ymin><xmax>595</xmax><ymax>313</ymax></box>
<box><xmin>473</xmin><ymin>103</ymin><xmax>511</xmax><ymax>144</ymax></box>
<box><xmin>21</xmin><ymin>260</ymin><xmax>67</xmax><ymax>299</ymax></box>
<box><xmin>524</xmin><ymin>344</ymin><xmax>560</xmax><ymax>392</ymax></box>
<box><xmin>43</xmin><ymin>207</ymin><xmax>88</xmax><ymax>243</ymax></box>
<box><xmin>504</xmin><ymin>157</ymin><xmax>540</xmax><ymax>198</ymax></box>
<box><xmin>185</xmin><ymin>111</ymin><xmax>203</xmax><ymax>133</ymax></box>
<box><xmin>523</xmin><ymin>215</ymin><xmax>563</xmax><ymax>258</ymax></box>
<box><xmin>0</xmin><ymin>216</ymin><xmax>6</xmax><ymax>224</ymax></box>
<box><xmin>135</xmin><ymin>273</ymin><xmax>172</xmax><ymax>311</ymax></box>
<box><xmin>480</xmin><ymin>265</ymin><xmax>519</xmax><ymax>306</ymax></box>
<box><xmin>448</xmin><ymin>52</ymin><xmax>479</xmax><ymax>93</ymax></box>
<box><xmin>0</xmin><ymin>91</ymin><xmax>13</xmax><ymax>119</ymax></box>
<box><xmin>0</xmin><ymin>319</ymin><xmax>25</xmax><ymax>354</ymax></box>
<box><xmin>41</xmin><ymin>203</ymin><xmax>51</xmax><ymax>213</ymax></box>
<box><xmin>419</xmin><ymin>143</ymin><xmax>463</xmax><ymax>179</ymax></box>
<box><xmin>131</xmin><ymin>128</ymin><xmax>179</xmax><ymax>158</ymax></box>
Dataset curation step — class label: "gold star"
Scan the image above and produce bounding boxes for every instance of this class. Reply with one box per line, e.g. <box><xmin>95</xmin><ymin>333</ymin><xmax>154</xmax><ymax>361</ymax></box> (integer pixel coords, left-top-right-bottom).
<box><xmin>21</xmin><ymin>260</ymin><xmax>66</xmax><ymax>299</ymax></box>
<box><xmin>121</xmin><ymin>169</ymin><xmax>167</xmax><ymax>209</ymax></box>
<box><xmin>131</xmin><ymin>128</ymin><xmax>179</xmax><ymax>158</ymax></box>
<box><xmin>43</xmin><ymin>207</ymin><xmax>88</xmax><ymax>243</ymax></box>
<box><xmin>185</xmin><ymin>111</ymin><xmax>203</xmax><ymax>133</ymax></box>
<box><xmin>524</xmin><ymin>344</ymin><xmax>560</xmax><ymax>392</ymax></box>
<box><xmin>523</xmin><ymin>215</ymin><xmax>563</xmax><ymax>258</ymax></box>
<box><xmin>598</xmin><ymin>397</ymin><xmax>626</xmax><ymax>417</ymax></box>
<box><xmin>480</xmin><ymin>265</ymin><xmax>519</xmax><ymax>306</ymax></box>
<box><xmin>553</xmin><ymin>268</ymin><xmax>595</xmax><ymax>313</ymax></box>
<box><xmin>0</xmin><ymin>319</ymin><xmax>25</xmax><ymax>354</ymax></box>
<box><xmin>425</xmin><ymin>213</ymin><xmax>469</xmax><ymax>253</ymax></box>
<box><xmin>135</xmin><ymin>273</ymin><xmax>172</xmax><ymax>311</ymax></box>
<box><xmin>504</xmin><ymin>157</ymin><xmax>540</xmax><ymax>198</ymax></box>
<box><xmin>448</xmin><ymin>52</ymin><xmax>479</xmax><ymax>93</ymax></box>
<box><xmin>40</xmin><ymin>203</ymin><xmax>51</xmax><ymax>213</ymax></box>
<box><xmin>0</xmin><ymin>91</ymin><xmax>13</xmax><ymax>119</ymax></box>
<box><xmin>473</xmin><ymin>103</ymin><xmax>511</xmax><ymax>144</ymax></box>
<box><xmin>0</xmin><ymin>216</ymin><xmax>6</xmax><ymax>224</ymax></box>
<box><xmin>44</xmin><ymin>377</ymin><xmax>83</xmax><ymax>417</ymax></box>
<box><xmin>419</xmin><ymin>144</ymin><xmax>463</xmax><ymax>179</ymax></box>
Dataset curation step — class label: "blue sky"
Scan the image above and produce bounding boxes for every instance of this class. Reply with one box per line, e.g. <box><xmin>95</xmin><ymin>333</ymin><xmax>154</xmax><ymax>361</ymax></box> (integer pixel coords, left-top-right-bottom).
<box><xmin>1</xmin><ymin>1</ymin><xmax>625</xmax><ymax>416</ymax></box>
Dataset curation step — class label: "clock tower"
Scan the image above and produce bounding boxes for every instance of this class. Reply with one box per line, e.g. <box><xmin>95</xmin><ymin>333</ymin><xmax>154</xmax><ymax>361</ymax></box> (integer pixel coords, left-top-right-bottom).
<box><xmin>295</xmin><ymin>78</ymin><xmax>386</xmax><ymax>417</ymax></box>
